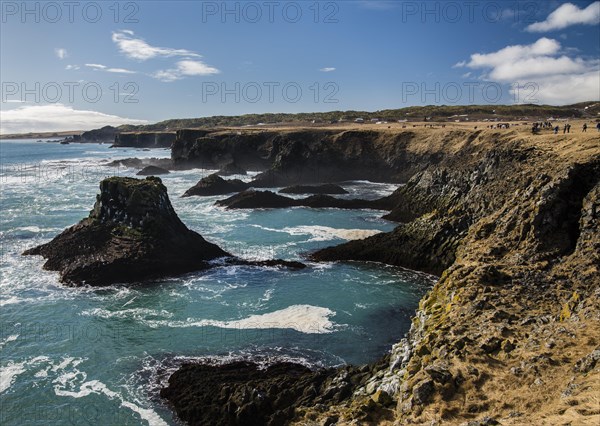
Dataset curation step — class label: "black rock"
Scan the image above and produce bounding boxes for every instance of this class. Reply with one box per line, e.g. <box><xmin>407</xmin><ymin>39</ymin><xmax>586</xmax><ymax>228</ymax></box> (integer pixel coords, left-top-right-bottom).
<box><xmin>182</xmin><ymin>174</ymin><xmax>250</xmax><ymax>197</ymax></box>
<box><xmin>23</xmin><ymin>177</ymin><xmax>230</xmax><ymax>286</ymax></box>
<box><xmin>279</xmin><ymin>184</ymin><xmax>348</xmax><ymax>195</ymax></box>
<box><xmin>217</xmin><ymin>162</ymin><xmax>247</xmax><ymax>176</ymax></box>
<box><xmin>136</xmin><ymin>165</ymin><xmax>170</xmax><ymax>176</ymax></box>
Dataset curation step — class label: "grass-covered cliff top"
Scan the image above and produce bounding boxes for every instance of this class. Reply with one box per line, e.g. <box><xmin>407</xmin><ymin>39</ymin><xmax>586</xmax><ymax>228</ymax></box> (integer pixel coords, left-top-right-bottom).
<box><xmin>117</xmin><ymin>102</ymin><xmax>599</xmax><ymax>132</ymax></box>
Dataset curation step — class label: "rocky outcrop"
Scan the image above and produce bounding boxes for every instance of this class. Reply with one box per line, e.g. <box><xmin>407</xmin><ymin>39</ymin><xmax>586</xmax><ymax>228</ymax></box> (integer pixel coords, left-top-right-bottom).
<box><xmin>136</xmin><ymin>165</ymin><xmax>170</xmax><ymax>176</ymax></box>
<box><xmin>216</xmin><ymin>190</ymin><xmax>391</xmax><ymax>211</ymax></box>
<box><xmin>23</xmin><ymin>177</ymin><xmax>229</xmax><ymax>286</ymax></box>
<box><xmin>217</xmin><ymin>162</ymin><xmax>247</xmax><ymax>176</ymax></box>
<box><xmin>161</xmin><ymin>357</ymin><xmax>392</xmax><ymax>426</ymax></box>
<box><xmin>182</xmin><ymin>174</ymin><xmax>250</xmax><ymax>197</ymax></box>
<box><xmin>279</xmin><ymin>184</ymin><xmax>348</xmax><ymax>195</ymax></box>
<box><xmin>64</xmin><ymin>125</ymin><xmax>117</xmax><ymax>143</ymax></box>
<box><xmin>112</xmin><ymin>132</ymin><xmax>176</xmax><ymax>148</ymax></box>
<box><xmin>106</xmin><ymin>158</ymin><xmax>173</xmax><ymax>170</ymax></box>
<box><xmin>304</xmin><ymin>132</ymin><xmax>600</xmax><ymax>425</ymax></box>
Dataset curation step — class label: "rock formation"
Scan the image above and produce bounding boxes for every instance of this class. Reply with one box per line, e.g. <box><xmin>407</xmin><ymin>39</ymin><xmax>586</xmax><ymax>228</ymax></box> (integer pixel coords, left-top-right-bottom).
<box><xmin>216</xmin><ymin>190</ymin><xmax>391</xmax><ymax>210</ymax></box>
<box><xmin>217</xmin><ymin>162</ymin><xmax>247</xmax><ymax>176</ymax></box>
<box><xmin>182</xmin><ymin>174</ymin><xmax>250</xmax><ymax>197</ymax></box>
<box><xmin>279</xmin><ymin>184</ymin><xmax>348</xmax><ymax>195</ymax></box>
<box><xmin>23</xmin><ymin>177</ymin><xmax>229</xmax><ymax>286</ymax></box>
<box><xmin>136</xmin><ymin>165</ymin><xmax>170</xmax><ymax>176</ymax></box>
<box><xmin>112</xmin><ymin>132</ymin><xmax>176</xmax><ymax>148</ymax></box>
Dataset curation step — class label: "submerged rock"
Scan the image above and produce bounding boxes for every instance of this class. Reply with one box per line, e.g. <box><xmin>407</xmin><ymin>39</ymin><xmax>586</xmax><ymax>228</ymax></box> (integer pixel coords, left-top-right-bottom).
<box><xmin>136</xmin><ymin>165</ymin><xmax>170</xmax><ymax>176</ymax></box>
<box><xmin>23</xmin><ymin>177</ymin><xmax>230</xmax><ymax>286</ymax></box>
<box><xmin>279</xmin><ymin>184</ymin><xmax>348</xmax><ymax>195</ymax></box>
<box><xmin>182</xmin><ymin>173</ymin><xmax>250</xmax><ymax>197</ymax></box>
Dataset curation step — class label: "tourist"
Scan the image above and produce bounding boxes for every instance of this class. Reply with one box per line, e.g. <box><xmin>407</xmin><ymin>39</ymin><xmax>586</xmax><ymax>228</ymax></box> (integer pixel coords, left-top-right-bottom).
<box><xmin>582</xmin><ymin>123</ymin><xmax>587</xmax><ymax>132</ymax></box>
<box><xmin>597</xmin><ymin>122</ymin><xmax>600</xmax><ymax>132</ymax></box>
<box><xmin>554</xmin><ymin>126</ymin><xmax>559</xmax><ymax>134</ymax></box>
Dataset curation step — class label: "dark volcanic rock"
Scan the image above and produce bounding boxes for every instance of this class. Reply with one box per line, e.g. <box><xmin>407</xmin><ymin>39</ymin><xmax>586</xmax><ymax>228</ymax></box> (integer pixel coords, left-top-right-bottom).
<box><xmin>279</xmin><ymin>184</ymin><xmax>348</xmax><ymax>195</ymax></box>
<box><xmin>216</xmin><ymin>190</ymin><xmax>297</xmax><ymax>209</ymax></box>
<box><xmin>160</xmin><ymin>361</ymin><xmax>360</xmax><ymax>426</ymax></box>
<box><xmin>66</xmin><ymin>125</ymin><xmax>117</xmax><ymax>144</ymax></box>
<box><xmin>23</xmin><ymin>177</ymin><xmax>229</xmax><ymax>286</ymax></box>
<box><xmin>182</xmin><ymin>174</ymin><xmax>250</xmax><ymax>197</ymax></box>
<box><xmin>217</xmin><ymin>162</ymin><xmax>247</xmax><ymax>176</ymax></box>
<box><xmin>113</xmin><ymin>132</ymin><xmax>176</xmax><ymax>148</ymax></box>
<box><xmin>106</xmin><ymin>157</ymin><xmax>173</xmax><ymax>170</ymax></box>
<box><xmin>216</xmin><ymin>190</ymin><xmax>392</xmax><ymax>211</ymax></box>
<box><xmin>136</xmin><ymin>165</ymin><xmax>170</xmax><ymax>176</ymax></box>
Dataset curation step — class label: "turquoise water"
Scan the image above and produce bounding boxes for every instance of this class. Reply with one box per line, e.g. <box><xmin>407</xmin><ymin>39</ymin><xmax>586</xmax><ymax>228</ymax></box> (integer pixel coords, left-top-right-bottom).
<box><xmin>0</xmin><ymin>140</ymin><xmax>434</xmax><ymax>425</ymax></box>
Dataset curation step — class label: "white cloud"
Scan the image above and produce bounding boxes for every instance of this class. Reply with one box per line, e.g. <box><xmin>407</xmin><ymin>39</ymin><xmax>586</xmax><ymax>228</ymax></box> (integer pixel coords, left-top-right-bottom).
<box><xmin>65</xmin><ymin>64</ymin><xmax>80</xmax><ymax>70</ymax></box>
<box><xmin>105</xmin><ymin>68</ymin><xmax>136</xmax><ymax>74</ymax></box>
<box><xmin>112</xmin><ymin>30</ymin><xmax>200</xmax><ymax>61</ymax></box>
<box><xmin>319</xmin><ymin>67</ymin><xmax>336</xmax><ymax>72</ymax></box>
<box><xmin>55</xmin><ymin>48</ymin><xmax>68</xmax><ymax>59</ymax></box>
<box><xmin>526</xmin><ymin>1</ymin><xmax>600</xmax><ymax>32</ymax></box>
<box><xmin>177</xmin><ymin>60</ymin><xmax>220</xmax><ymax>76</ymax></box>
<box><xmin>458</xmin><ymin>38</ymin><xmax>600</xmax><ymax>104</ymax></box>
<box><xmin>152</xmin><ymin>60</ymin><xmax>220</xmax><ymax>82</ymax></box>
<box><xmin>84</xmin><ymin>63</ymin><xmax>136</xmax><ymax>74</ymax></box>
<box><xmin>0</xmin><ymin>104</ymin><xmax>148</xmax><ymax>134</ymax></box>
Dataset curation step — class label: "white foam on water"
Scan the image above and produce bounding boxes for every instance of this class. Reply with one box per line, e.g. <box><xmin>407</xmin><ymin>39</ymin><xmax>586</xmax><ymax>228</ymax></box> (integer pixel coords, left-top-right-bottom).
<box><xmin>0</xmin><ymin>361</ymin><xmax>26</xmax><ymax>393</ymax></box>
<box><xmin>0</xmin><ymin>334</ymin><xmax>19</xmax><ymax>349</ymax></box>
<box><xmin>142</xmin><ymin>304</ymin><xmax>340</xmax><ymax>334</ymax></box>
<box><xmin>80</xmin><ymin>308</ymin><xmax>174</xmax><ymax>320</ymax></box>
<box><xmin>0</xmin><ymin>356</ymin><xmax>51</xmax><ymax>393</ymax></box>
<box><xmin>50</xmin><ymin>358</ymin><xmax>168</xmax><ymax>426</ymax></box>
<box><xmin>252</xmin><ymin>225</ymin><xmax>382</xmax><ymax>242</ymax></box>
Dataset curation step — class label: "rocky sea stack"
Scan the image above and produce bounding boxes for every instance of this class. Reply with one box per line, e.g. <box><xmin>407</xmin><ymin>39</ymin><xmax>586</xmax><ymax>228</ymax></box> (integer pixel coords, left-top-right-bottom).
<box><xmin>23</xmin><ymin>177</ymin><xmax>229</xmax><ymax>286</ymax></box>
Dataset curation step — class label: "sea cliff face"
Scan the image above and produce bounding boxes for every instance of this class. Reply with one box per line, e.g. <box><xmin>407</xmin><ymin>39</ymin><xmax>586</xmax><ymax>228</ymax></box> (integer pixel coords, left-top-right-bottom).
<box><xmin>307</xmin><ymin>129</ymin><xmax>600</xmax><ymax>424</ymax></box>
<box><xmin>112</xmin><ymin>131</ymin><xmax>176</xmax><ymax>148</ymax></box>
<box><xmin>171</xmin><ymin>128</ymin><xmax>461</xmax><ymax>185</ymax></box>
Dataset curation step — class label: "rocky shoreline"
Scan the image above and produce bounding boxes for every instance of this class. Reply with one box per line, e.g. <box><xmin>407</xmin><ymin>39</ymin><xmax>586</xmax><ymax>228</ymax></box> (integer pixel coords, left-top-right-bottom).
<box><xmin>158</xmin><ymin>127</ymin><xmax>600</xmax><ymax>425</ymax></box>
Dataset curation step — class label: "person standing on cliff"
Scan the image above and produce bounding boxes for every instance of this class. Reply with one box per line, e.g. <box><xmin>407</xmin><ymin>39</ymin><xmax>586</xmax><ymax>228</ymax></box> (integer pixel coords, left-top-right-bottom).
<box><xmin>563</xmin><ymin>124</ymin><xmax>567</xmax><ymax>134</ymax></box>
<box><xmin>567</xmin><ymin>124</ymin><xmax>571</xmax><ymax>133</ymax></box>
<box><xmin>582</xmin><ymin>123</ymin><xmax>587</xmax><ymax>132</ymax></box>
<box><xmin>596</xmin><ymin>122</ymin><xmax>600</xmax><ymax>132</ymax></box>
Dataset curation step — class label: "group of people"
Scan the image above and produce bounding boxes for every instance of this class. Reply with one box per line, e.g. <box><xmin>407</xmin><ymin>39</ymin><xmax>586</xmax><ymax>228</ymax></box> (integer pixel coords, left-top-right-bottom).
<box><xmin>532</xmin><ymin>121</ymin><xmax>599</xmax><ymax>134</ymax></box>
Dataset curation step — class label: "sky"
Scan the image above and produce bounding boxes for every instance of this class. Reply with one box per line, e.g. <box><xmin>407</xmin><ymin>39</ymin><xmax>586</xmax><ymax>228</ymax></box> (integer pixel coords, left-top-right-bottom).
<box><xmin>1</xmin><ymin>0</ymin><xmax>599</xmax><ymax>133</ymax></box>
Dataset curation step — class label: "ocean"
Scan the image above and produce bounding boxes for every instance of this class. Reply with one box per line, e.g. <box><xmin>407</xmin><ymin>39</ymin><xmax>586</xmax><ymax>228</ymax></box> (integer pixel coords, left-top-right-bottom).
<box><xmin>0</xmin><ymin>139</ymin><xmax>434</xmax><ymax>425</ymax></box>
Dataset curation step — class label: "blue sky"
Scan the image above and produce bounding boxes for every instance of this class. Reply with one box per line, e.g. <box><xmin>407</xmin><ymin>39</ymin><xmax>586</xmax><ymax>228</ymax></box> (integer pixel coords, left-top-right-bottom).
<box><xmin>1</xmin><ymin>0</ymin><xmax>599</xmax><ymax>133</ymax></box>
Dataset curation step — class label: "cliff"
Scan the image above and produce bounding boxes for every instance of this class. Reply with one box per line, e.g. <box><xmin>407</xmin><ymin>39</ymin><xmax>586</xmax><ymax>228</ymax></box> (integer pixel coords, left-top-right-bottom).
<box><xmin>112</xmin><ymin>131</ymin><xmax>176</xmax><ymax>148</ymax></box>
<box><xmin>171</xmin><ymin>127</ymin><xmax>455</xmax><ymax>185</ymax></box>
<box><xmin>161</xmin><ymin>124</ymin><xmax>600</xmax><ymax>424</ymax></box>
<box><xmin>306</xmin><ymin>129</ymin><xmax>600</xmax><ymax>424</ymax></box>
